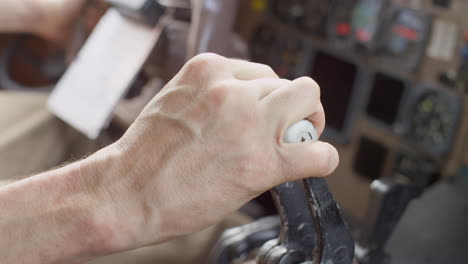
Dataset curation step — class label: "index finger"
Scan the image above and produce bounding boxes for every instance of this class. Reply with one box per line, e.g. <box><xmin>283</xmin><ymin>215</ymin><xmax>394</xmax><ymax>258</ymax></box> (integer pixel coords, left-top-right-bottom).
<box><xmin>227</xmin><ymin>59</ymin><xmax>279</xmax><ymax>80</ymax></box>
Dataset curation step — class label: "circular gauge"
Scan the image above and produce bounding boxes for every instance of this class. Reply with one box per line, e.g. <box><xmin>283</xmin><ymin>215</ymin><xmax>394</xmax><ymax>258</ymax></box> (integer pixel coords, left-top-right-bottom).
<box><xmin>395</xmin><ymin>151</ymin><xmax>439</xmax><ymax>188</ymax></box>
<box><xmin>351</xmin><ymin>0</ymin><xmax>386</xmax><ymax>48</ymax></box>
<box><xmin>407</xmin><ymin>89</ymin><xmax>461</xmax><ymax>155</ymax></box>
<box><xmin>250</xmin><ymin>24</ymin><xmax>276</xmax><ymax>64</ymax></box>
<box><xmin>384</xmin><ymin>9</ymin><xmax>429</xmax><ymax>58</ymax></box>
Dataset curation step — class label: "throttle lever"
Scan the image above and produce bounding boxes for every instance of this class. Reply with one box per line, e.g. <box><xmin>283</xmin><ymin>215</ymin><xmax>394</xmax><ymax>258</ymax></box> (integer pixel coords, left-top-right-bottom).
<box><xmin>356</xmin><ymin>178</ymin><xmax>421</xmax><ymax>264</ymax></box>
<box><xmin>258</xmin><ymin>120</ymin><xmax>354</xmax><ymax>264</ymax></box>
<box><xmin>303</xmin><ymin>177</ymin><xmax>354</xmax><ymax>264</ymax></box>
<box><xmin>210</xmin><ymin>120</ymin><xmax>354</xmax><ymax>264</ymax></box>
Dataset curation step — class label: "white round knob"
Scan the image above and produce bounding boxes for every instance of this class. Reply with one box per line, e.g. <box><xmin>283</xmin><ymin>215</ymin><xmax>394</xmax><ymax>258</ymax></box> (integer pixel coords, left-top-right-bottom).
<box><xmin>283</xmin><ymin>120</ymin><xmax>318</xmax><ymax>144</ymax></box>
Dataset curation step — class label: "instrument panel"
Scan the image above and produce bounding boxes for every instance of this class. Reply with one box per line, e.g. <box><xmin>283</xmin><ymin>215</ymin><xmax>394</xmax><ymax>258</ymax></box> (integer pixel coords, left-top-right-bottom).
<box><xmin>235</xmin><ymin>0</ymin><xmax>468</xmax><ymax>221</ymax></box>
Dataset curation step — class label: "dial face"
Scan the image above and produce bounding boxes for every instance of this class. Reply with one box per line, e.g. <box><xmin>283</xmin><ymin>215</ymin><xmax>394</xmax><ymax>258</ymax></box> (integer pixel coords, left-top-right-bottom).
<box><xmin>395</xmin><ymin>152</ymin><xmax>439</xmax><ymax>188</ymax></box>
<box><xmin>386</xmin><ymin>9</ymin><xmax>427</xmax><ymax>57</ymax></box>
<box><xmin>408</xmin><ymin>91</ymin><xmax>454</xmax><ymax>150</ymax></box>
<box><xmin>351</xmin><ymin>0</ymin><xmax>385</xmax><ymax>45</ymax></box>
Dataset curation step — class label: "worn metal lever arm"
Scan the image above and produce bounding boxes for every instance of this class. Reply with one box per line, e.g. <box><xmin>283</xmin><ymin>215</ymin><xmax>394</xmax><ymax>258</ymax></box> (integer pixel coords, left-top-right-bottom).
<box><xmin>271</xmin><ymin>181</ymin><xmax>317</xmax><ymax>252</ymax></box>
<box><xmin>271</xmin><ymin>121</ymin><xmax>320</xmax><ymax>254</ymax></box>
<box><xmin>303</xmin><ymin>177</ymin><xmax>354</xmax><ymax>264</ymax></box>
<box><xmin>356</xmin><ymin>178</ymin><xmax>421</xmax><ymax>264</ymax></box>
<box><xmin>211</xmin><ymin>120</ymin><xmax>355</xmax><ymax>264</ymax></box>
<box><xmin>270</xmin><ymin>120</ymin><xmax>354</xmax><ymax>264</ymax></box>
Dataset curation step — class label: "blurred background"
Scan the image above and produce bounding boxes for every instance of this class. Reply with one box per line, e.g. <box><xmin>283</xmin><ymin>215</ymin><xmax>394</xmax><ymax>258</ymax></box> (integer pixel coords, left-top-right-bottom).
<box><xmin>1</xmin><ymin>0</ymin><xmax>468</xmax><ymax>263</ymax></box>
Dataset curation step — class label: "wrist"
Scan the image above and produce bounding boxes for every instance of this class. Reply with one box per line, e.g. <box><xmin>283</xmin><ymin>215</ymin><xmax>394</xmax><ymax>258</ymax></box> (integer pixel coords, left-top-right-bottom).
<box><xmin>74</xmin><ymin>145</ymin><xmax>140</xmax><ymax>255</ymax></box>
<box><xmin>27</xmin><ymin>0</ymin><xmax>61</xmax><ymax>39</ymax></box>
<box><xmin>76</xmin><ymin>142</ymin><xmax>168</xmax><ymax>254</ymax></box>
<box><xmin>0</xmin><ymin>153</ymin><xmax>122</xmax><ymax>263</ymax></box>
<box><xmin>80</xmin><ymin>118</ymin><xmax>200</xmax><ymax>254</ymax></box>
<box><xmin>26</xmin><ymin>0</ymin><xmax>87</xmax><ymax>41</ymax></box>
<box><xmin>45</xmin><ymin>153</ymin><xmax>129</xmax><ymax>262</ymax></box>
<box><xmin>23</xmin><ymin>0</ymin><xmax>50</xmax><ymax>34</ymax></box>
<box><xmin>0</xmin><ymin>0</ymin><xmax>42</xmax><ymax>34</ymax></box>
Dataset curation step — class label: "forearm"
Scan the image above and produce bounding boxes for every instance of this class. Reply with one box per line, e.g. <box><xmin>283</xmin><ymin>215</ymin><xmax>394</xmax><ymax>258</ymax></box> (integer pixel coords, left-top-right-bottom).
<box><xmin>0</xmin><ymin>146</ymin><xmax>132</xmax><ymax>264</ymax></box>
<box><xmin>0</xmin><ymin>53</ymin><xmax>338</xmax><ymax>263</ymax></box>
<box><xmin>0</xmin><ymin>0</ymin><xmax>43</xmax><ymax>34</ymax></box>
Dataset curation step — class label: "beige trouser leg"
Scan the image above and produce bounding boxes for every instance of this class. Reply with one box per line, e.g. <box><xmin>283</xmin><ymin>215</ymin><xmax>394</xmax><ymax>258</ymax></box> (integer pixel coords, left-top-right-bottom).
<box><xmin>0</xmin><ymin>90</ymin><xmax>109</xmax><ymax>179</ymax></box>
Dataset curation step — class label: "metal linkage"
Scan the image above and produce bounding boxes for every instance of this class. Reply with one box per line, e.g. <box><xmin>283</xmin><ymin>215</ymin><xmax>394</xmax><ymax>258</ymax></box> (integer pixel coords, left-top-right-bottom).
<box><xmin>210</xmin><ymin>120</ymin><xmax>354</xmax><ymax>264</ymax></box>
<box><xmin>355</xmin><ymin>178</ymin><xmax>421</xmax><ymax>264</ymax></box>
<box><xmin>257</xmin><ymin>120</ymin><xmax>354</xmax><ymax>264</ymax></box>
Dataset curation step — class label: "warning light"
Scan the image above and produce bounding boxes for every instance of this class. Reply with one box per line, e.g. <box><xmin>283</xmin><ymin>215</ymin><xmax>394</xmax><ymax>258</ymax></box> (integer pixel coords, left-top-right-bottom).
<box><xmin>393</xmin><ymin>25</ymin><xmax>419</xmax><ymax>41</ymax></box>
<box><xmin>251</xmin><ymin>0</ymin><xmax>267</xmax><ymax>12</ymax></box>
<box><xmin>356</xmin><ymin>29</ymin><xmax>371</xmax><ymax>42</ymax></box>
<box><xmin>336</xmin><ymin>23</ymin><xmax>351</xmax><ymax>36</ymax></box>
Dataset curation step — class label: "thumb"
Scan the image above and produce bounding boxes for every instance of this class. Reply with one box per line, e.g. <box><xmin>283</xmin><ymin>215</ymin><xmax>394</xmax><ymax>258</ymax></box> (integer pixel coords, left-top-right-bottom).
<box><xmin>279</xmin><ymin>141</ymin><xmax>339</xmax><ymax>183</ymax></box>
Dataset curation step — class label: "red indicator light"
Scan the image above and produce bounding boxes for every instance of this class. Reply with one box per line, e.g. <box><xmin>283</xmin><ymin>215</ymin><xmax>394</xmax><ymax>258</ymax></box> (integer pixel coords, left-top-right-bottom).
<box><xmin>356</xmin><ymin>29</ymin><xmax>371</xmax><ymax>42</ymax></box>
<box><xmin>336</xmin><ymin>23</ymin><xmax>351</xmax><ymax>36</ymax></box>
<box><xmin>393</xmin><ymin>25</ymin><xmax>419</xmax><ymax>41</ymax></box>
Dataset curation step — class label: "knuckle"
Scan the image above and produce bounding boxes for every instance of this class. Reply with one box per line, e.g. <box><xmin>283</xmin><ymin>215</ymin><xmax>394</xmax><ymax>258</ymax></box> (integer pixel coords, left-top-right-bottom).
<box><xmin>186</xmin><ymin>53</ymin><xmax>224</xmax><ymax>73</ymax></box>
<box><xmin>207</xmin><ymin>81</ymin><xmax>232</xmax><ymax>107</ymax></box>
<box><xmin>258</xmin><ymin>64</ymin><xmax>278</xmax><ymax>77</ymax></box>
<box><xmin>296</xmin><ymin>77</ymin><xmax>320</xmax><ymax>98</ymax></box>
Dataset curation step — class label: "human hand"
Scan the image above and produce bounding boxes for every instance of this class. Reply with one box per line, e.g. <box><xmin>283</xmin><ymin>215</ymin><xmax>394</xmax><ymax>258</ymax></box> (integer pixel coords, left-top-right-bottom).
<box><xmin>30</xmin><ymin>0</ymin><xmax>95</xmax><ymax>41</ymax></box>
<box><xmin>87</xmin><ymin>53</ymin><xmax>339</xmax><ymax>253</ymax></box>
